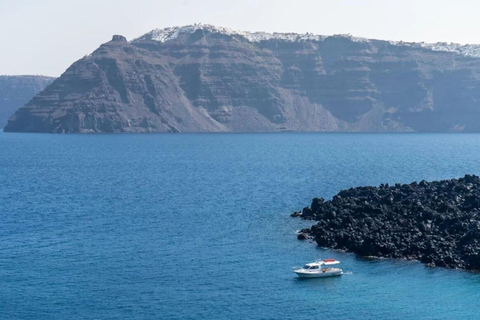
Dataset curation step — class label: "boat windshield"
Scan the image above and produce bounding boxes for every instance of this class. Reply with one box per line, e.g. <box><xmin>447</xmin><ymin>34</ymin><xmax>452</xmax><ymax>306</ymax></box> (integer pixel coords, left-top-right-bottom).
<box><xmin>303</xmin><ymin>265</ymin><xmax>320</xmax><ymax>270</ymax></box>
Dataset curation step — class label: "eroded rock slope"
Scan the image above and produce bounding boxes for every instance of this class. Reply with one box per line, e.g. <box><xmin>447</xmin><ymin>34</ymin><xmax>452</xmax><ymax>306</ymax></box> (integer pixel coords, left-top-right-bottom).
<box><xmin>6</xmin><ymin>25</ymin><xmax>480</xmax><ymax>133</ymax></box>
<box><xmin>0</xmin><ymin>75</ymin><xmax>54</xmax><ymax>128</ymax></box>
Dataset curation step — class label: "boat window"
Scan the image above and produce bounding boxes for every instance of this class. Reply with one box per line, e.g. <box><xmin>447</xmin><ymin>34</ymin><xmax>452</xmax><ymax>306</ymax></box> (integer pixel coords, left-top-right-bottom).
<box><xmin>310</xmin><ymin>266</ymin><xmax>319</xmax><ymax>269</ymax></box>
<box><xmin>303</xmin><ymin>265</ymin><xmax>310</xmax><ymax>269</ymax></box>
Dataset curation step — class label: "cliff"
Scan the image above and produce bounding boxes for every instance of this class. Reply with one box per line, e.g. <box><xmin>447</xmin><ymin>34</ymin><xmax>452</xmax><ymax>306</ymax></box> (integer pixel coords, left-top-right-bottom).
<box><xmin>5</xmin><ymin>25</ymin><xmax>480</xmax><ymax>133</ymax></box>
<box><xmin>0</xmin><ymin>75</ymin><xmax>55</xmax><ymax>128</ymax></box>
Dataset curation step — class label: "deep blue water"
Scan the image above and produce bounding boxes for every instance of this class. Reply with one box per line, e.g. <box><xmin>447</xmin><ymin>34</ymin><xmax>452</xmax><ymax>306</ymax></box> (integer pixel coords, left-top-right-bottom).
<box><xmin>1</xmin><ymin>132</ymin><xmax>480</xmax><ymax>319</ymax></box>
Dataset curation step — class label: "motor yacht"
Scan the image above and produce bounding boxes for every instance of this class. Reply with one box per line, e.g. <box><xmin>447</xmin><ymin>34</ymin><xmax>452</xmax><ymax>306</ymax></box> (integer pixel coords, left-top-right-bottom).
<box><xmin>293</xmin><ymin>259</ymin><xmax>343</xmax><ymax>278</ymax></box>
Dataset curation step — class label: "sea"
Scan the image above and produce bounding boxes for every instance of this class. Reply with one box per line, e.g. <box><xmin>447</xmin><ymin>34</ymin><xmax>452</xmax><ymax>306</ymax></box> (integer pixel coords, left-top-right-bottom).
<box><xmin>1</xmin><ymin>132</ymin><xmax>480</xmax><ymax>320</ymax></box>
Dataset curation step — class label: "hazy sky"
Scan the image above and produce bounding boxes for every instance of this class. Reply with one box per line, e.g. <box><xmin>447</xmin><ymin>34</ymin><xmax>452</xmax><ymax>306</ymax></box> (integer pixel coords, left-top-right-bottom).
<box><xmin>1</xmin><ymin>0</ymin><xmax>479</xmax><ymax>76</ymax></box>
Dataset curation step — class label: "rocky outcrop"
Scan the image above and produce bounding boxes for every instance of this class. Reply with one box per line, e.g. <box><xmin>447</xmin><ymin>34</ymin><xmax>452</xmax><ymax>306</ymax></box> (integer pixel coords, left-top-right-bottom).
<box><xmin>0</xmin><ymin>76</ymin><xmax>54</xmax><ymax>128</ymax></box>
<box><xmin>293</xmin><ymin>175</ymin><xmax>480</xmax><ymax>270</ymax></box>
<box><xmin>6</xmin><ymin>24</ymin><xmax>480</xmax><ymax>133</ymax></box>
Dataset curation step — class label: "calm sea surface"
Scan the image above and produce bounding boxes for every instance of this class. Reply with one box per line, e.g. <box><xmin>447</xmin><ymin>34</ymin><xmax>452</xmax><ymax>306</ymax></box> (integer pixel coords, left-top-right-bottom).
<box><xmin>1</xmin><ymin>132</ymin><xmax>480</xmax><ymax>319</ymax></box>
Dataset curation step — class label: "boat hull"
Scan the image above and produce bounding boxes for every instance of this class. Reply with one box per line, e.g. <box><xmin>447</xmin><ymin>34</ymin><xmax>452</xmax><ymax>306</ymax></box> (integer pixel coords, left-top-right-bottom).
<box><xmin>293</xmin><ymin>269</ymin><xmax>343</xmax><ymax>278</ymax></box>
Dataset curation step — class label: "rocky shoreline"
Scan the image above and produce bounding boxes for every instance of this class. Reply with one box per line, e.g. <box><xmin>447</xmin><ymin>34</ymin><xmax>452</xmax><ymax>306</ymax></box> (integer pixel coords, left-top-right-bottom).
<box><xmin>292</xmin><ymin>175</ymin><xmax>480</xmax><ymax>270</ymax></box>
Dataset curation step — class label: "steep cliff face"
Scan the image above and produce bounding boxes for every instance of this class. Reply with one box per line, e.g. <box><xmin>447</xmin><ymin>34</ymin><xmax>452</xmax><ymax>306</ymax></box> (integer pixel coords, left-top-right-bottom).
<box><xmin>0</xmin><ymin>76</ymin><xmax>54</xmax><ymax>128</ymax></box>
<box><xmin>6</xmin><ymin>25</ymin><xmax>480</xmax><ymax>133</ymax></box>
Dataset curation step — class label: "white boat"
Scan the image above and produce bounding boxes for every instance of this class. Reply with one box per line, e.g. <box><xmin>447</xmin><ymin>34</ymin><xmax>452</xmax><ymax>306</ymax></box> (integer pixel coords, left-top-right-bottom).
<box><xmin>293</xmin><ymin>259</ymin><xmax>343</xmax><ymax>278</ymax></box>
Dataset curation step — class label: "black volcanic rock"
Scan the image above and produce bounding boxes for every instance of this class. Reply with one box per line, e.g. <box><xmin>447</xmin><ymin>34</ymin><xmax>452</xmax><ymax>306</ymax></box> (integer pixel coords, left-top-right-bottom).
<box><xmin>292</xmin><ymin>175</ymin><xmax>480</xmax><ymax>270</ymax></box>
<box><xmin>6</xmin><ymin>24</ymin><xmax>480</xmax><ymax>133</ymax></box>
<box><xmin>0</xmin><ymin>76</ymin><xmax>55</xmax><ymax>128</ymax></box>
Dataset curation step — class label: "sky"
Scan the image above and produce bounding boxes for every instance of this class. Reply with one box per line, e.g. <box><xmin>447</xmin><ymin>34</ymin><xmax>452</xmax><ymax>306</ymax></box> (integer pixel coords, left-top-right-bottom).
<box><xmin>1</xmin><ymin>0</ymin><xmax>479</xmax><ymax>76</ymax></box>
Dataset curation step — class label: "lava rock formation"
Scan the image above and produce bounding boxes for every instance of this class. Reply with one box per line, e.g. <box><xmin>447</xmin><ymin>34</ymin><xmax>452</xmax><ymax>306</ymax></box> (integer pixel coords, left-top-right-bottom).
<box><xmin>293</xmin><ymin>175</ymin><xmax>480</xmax><ymax>270</ymax></box>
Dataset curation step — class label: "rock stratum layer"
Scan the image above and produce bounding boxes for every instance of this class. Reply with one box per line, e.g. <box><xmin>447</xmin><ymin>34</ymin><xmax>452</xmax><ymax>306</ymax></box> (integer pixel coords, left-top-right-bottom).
<box><xmin>0</xmin><ymin>76</ymin><xmax>54</xmax><ymax>128</ymax></box>
<box><xmin>292</xmin><ymin>175</ymin><xmax>480</xmax><ymax>270</ymax></box>
<box><xmin>6</xmin><ymin>25</ymin><xmax>480</xmax><ymax>133</ymax></box>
